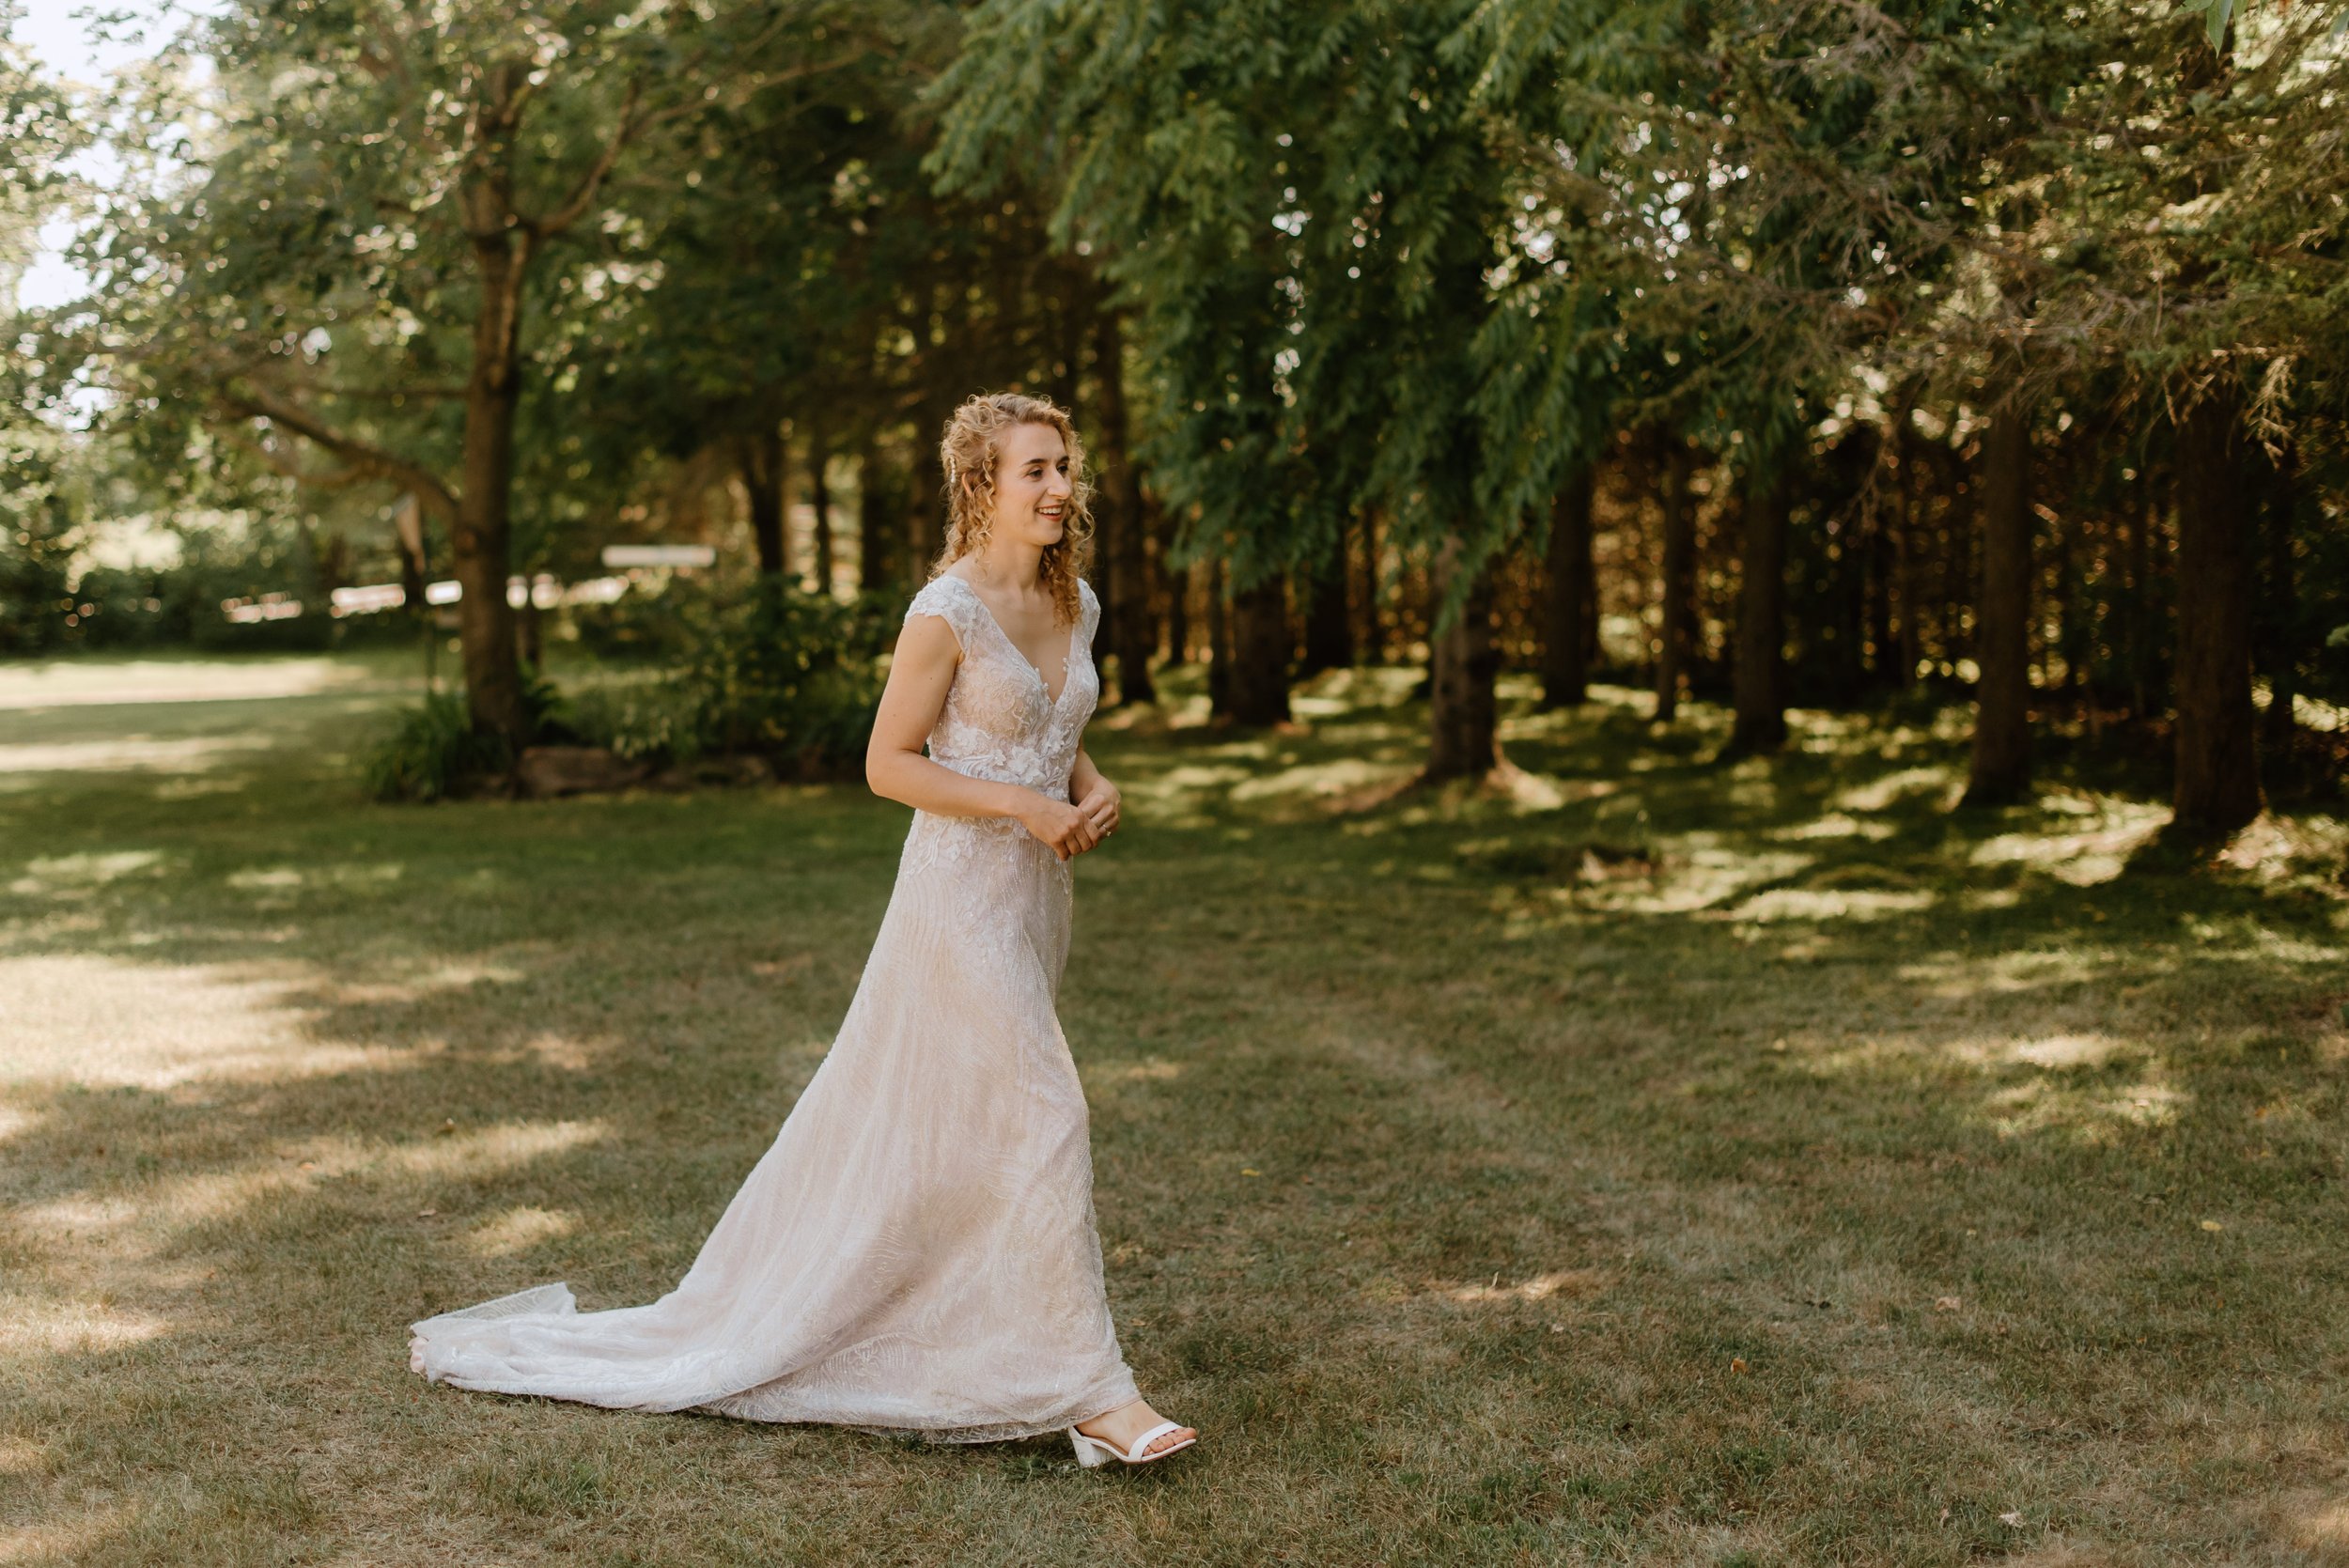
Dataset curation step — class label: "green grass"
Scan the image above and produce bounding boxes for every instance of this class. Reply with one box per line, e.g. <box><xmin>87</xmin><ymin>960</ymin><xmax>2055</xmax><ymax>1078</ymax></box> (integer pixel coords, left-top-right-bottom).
<box><xmin>3</xmin><ymin>652</ymin><xmax>2346</xmax><ymax>1566</ymax></box>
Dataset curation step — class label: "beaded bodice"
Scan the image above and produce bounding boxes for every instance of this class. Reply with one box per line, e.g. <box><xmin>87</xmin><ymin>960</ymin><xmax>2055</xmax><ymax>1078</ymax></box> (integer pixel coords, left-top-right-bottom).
<box><xmin>902</xmin><ymin>572</ymin><xmax>1100</xmax><ymax>796</ymax></box>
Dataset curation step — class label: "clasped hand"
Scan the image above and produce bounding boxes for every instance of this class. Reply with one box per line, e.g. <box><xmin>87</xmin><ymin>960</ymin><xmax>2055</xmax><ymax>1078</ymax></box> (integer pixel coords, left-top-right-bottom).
<box><xmin>1020</xmin><ymin>780</ymin><xmax>1122</xmax><ymax>862</ymax></box>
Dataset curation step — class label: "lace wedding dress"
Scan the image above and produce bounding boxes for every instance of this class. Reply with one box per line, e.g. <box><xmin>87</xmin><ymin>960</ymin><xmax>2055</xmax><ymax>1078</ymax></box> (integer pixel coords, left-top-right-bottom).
<box><xmin>408</xmin><ymin>573</ymin><xmax>1142</xmax><ymax>1441</ymax></box>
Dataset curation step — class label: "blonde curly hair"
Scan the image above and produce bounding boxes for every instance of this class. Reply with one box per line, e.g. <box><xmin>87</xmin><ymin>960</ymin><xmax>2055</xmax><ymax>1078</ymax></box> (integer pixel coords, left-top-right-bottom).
<box><xmin>930</xmin><ymin>391</ymin><xmax>1095</xmax><ymax>626</ymax></box>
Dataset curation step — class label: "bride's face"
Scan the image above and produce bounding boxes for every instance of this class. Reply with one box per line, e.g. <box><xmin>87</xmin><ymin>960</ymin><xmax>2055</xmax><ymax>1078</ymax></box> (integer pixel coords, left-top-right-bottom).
<box><xmin>988</xmin><ymin>422</ymin><xmax>1073</xmax><ymax>550</ymax></box>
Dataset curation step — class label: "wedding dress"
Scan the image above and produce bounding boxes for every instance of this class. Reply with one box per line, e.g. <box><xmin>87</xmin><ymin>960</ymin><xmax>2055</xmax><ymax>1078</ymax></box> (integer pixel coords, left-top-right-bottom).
<box><xmin>408</xmin><ymin>573</ymin><xmax>1142</xmax><ymax>1441</ymax></box>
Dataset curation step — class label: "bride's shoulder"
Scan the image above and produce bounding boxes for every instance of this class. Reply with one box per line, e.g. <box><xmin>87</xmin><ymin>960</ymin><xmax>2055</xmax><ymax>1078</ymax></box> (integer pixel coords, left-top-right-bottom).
<box><xmin>908</xmin><ymin>571</ymin><xmax>978</xmax><ymax>608</ymax></box>
<box><xmin>904</xmin><ymin>573</ymin><xmax>980</xmax><ymax>644</ymax></box>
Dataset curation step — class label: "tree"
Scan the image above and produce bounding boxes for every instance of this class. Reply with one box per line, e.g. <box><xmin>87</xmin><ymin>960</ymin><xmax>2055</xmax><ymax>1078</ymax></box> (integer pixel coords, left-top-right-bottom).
<box><xmin>51</xmin><ymin>0</ymin><xmax>833</xmax><ymax>743</ymax></box>
<box><xmin>2170</xmin><ymin>384</ymin><xmax>2263</xmax><ymax>833</ymax></box>
<box><xmin>935</xmin><ymin>0</ymin><xmax>1544</xmax><ymax>768</ymax></box>
<box><xmin>1652</xmin><ymin>437</ymin><xmax>1697</xmax><ymax>723</ymax></box>
<box><xmin>1729</xmin><ymin>470</ymin><xmax>1791</xmax><ymax>754</ymax></box>
<box><xmin>1963</xmin><ymin>402</ymin><xmax>2035</xmax><ymax>805</ymax></box>
<box><xmin>1539</xmin><ymin>467</ymin><xmax>1595</xmax><ymax>707</ymax></box>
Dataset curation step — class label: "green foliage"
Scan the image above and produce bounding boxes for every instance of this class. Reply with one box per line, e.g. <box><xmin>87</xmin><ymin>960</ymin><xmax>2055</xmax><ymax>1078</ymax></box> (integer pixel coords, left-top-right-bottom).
<box><xmin>360</xmin><ymin>689</ymin><xmax>512</xmax><ymax>802</ymax></box>
<box><xmin>362</xmin><ymin>670</ymin><xmax>568</xmax><ymax>800</ymax></box>
<box><xmin>0</xmin><ymin>496</ymin><xmax>76</xmax><ymax>657</ymax></box>
<box><xmin>568</xmin><ymin>579</ymin><xmax>894</xmax><ymax>773</ymax></box>
<box><xmin>566</xmin><ymin>678</ymin><xmax>710</xmax><ymax>764</ymax></box>
<box><xmin>63</xmin><ymin>566</ymin><xmax>185</xmax><ymax>650</ymax></box>
<box><xmin>682</xmin><ymin>581</ymin><xmax>895</xmax><ymax>768</ymax></box>
<box><xmin>567</xmin><ymin>579</ymin><xmax>704</xmax><ymax>663</ymax></box>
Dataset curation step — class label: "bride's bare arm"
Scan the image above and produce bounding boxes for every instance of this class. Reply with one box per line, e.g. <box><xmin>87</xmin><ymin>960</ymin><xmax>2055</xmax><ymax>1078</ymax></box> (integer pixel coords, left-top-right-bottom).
<box><xmin>865</xmin><ymin>614</ymin><xmax>1100</xmax><ymax>859</ymax></box>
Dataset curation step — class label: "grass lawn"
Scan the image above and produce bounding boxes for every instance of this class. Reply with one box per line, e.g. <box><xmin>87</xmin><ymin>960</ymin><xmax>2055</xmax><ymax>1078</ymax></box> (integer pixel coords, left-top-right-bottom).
<box><xmin>4</xmin><ymin>652</ymin><xmax>2347</xmax><ymax>1566</ymax></box>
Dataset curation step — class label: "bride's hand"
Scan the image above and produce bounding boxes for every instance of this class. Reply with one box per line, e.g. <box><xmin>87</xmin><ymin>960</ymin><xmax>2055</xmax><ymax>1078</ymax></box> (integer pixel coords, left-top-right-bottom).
<box><xmin>1019</xmin><ymin>795</ymin><xmax>1101</xmax><ymax>862</ymax></box>
<box><xmin>1075</xmin><ymin>779</ymin><xmax>1122</xmax><ymax>841</ymax></box>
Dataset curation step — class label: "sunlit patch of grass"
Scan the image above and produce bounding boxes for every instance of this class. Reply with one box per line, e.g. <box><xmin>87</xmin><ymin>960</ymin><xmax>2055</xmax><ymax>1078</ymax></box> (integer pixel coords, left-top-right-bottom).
<box><xmin>0</xmin><ymin>1296</ymin><xmax>176</xmax><ymax>1357</ymax></box>
<box><xmin>1731</xmin><ymin>887</ymin><xmax>1937</xmax><ymax>922</ymax></box>
<box><xmin>7</xmin><ymin>849</ymin><xmax>172</xmax><ymax>893</ymax></box>
<box><xmin>1835</xmin><ymin>765</ymin><xmax>1961</xmax><ymax>813</ymax></box>
<box><xmin>0</xmin><ymin>734</ymin><xmax>278</xmax><ymax>776</ymax></box>
<box><xmin>464</xmin><ymin>1205</ymin><xmax>580</xmax><ymax>1259</ymax></box>
<box><xmin>0</xmin><ymin>955</ymin><xmax>381</xmax><ymax>1090</ymax></box>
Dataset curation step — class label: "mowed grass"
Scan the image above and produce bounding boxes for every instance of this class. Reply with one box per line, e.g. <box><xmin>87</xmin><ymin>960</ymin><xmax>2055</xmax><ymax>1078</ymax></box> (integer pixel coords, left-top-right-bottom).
<box><xmin>3</xmin><ymin>652</ymin><xmax>2347</xmax><ymax>1567</ymax></box>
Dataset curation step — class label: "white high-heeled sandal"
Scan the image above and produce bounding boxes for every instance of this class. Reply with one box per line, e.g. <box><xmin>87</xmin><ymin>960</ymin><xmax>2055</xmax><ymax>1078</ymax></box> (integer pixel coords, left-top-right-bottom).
<box><xmin>1069</xmin><ymin>1419</ymin><xmax>1196</xmax><ymax>1467</ymax></box>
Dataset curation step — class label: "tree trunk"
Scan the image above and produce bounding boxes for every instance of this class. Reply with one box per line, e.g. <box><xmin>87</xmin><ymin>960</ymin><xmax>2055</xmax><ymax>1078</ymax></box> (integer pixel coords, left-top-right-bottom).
<box><xmin>1963</xmin><ymin>404</ymin><xmax>2033</xmax><ymax>806</ymax></box>
<box><xmin>1049</xmin><ymin>264</ymin><xmax>1085</xmax><ymax>416</ymax></box>
<box><xmin>394</xmin><ymin>492</ymin><xmax>428</xmax><ymax>620</ymax></box>
<box><xmin>1092</xmin><ymin>309</ymin><xmax>1156</xmax><ymax>704</ymax></box>
<box><xmin>1227</xmin><ymin>573</ymin><xmax>1292</xmax><ymax>724</ymax></box>
<box><xmin>1890</xmin><ymin>427</ymin><xmax>1920</xmax><ymax>689</ymax></box>
<box><xmin>743</xmin><ymin>424</ymin><xmax>789</xmax><ymax>578</ymax></box>
<box><xmin>807</xmin><ymin>422</ymin><xmax>833</xmax><ymax>596</ymax></box>
<box><xmin>1729</xmin><ymin>470</ymin><xmax>1790</xmax><ymax>753</ymax></box>
<box><xmin>2050</xmin><ymin>505</ymin><xmax>2079</xmax><ymax>706</ymax></box>
<box><xmin>1165</xmin><ymin>558</ymin><xmax>1192</xmax><ymax>667</ymax></box>
<box><xmin>1937</xmin><ymin>440</ymin><xmax>1973</xmax><ymax>675</ymax></box>
<box><xmin>855</xmin><ymin>435</ymin><xmax>894</xmax><ymax>592</ymax></box>
<box><xmin>1159</xmin><ymin>498</ymin><xmax>1190</xmax><ymax>665</ymax></box>
<box><xmin>1425</xmin><ymin>537</ymin><xmax>1501</xmax><ymax>781</ymax></box>
<box><xmin>2258</xmin><ymin>439</ymin><xmax>2300</xmax><ymax>759</ymax></box>
<box><xmin>1299</xmin><ymin>523</ymin><xmax>1352</xmax><ymax>675</ymax></box>
<box><xmin>452</xmin><ymin>236</ymin><xmax>528</xmax><ymax>745</ymax></box>
<box><xmin>911</xmin><ymin>382</ymin><xmax>958</xmax><ymax>580</ymax></box>
<box><xmin>1654</xmin><ymin>438</ymin><xmax>1696</xmax><ymax>722</ymax></box>
<box><xmin>2171</xmin><ymin>390</ymin><xmax>2263</xmax><ymax>834</ymax></box>
<box><xmin>2124</xmin><ymin>479</ymin><xmax>2154</xmax><ymax>721</ymax></box>
<box><xmin>1540</xmin><ymin>464</ymin><xmax>1595</xmax><ymax>708</ymax></box>
<box><xmin>1865</xmin><ymin>493</ymin><xmax>1895</xmax><ymax>690</ymax></box>
<box><xmin>1206</xmin><ymin>559</ymin><xmax>1231</xmax><ymax>709</ymax></box>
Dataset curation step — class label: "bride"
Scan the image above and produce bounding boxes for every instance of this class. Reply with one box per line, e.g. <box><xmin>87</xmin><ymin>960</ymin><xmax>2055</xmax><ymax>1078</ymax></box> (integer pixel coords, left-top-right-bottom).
<box><xmin>408</xmin><ymin>391</ymin><xmax>1197</xmax><ymax>1468</ymax></box>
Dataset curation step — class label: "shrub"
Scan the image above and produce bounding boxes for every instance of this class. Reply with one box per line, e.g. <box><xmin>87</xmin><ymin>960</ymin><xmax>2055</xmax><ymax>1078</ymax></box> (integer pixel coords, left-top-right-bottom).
<box><xmin>0</xmin><ymin>496</ymin><xmax>77</xmax><ymax>656</ymax></box>
<box><xmin>362</xmin><ymin>673</ymin><xmax>568</xmax><ymax>801</ymax></box>
<box><xmin>361</xmin><ymin>691</ymin><xmax>510</xmax><ymax>802</ymax></box>
<box><xmin>566</xmin><ymin>680</ymin><xmax>710</xmax><ymax>764</ymax></box>
<box><xmin>566</xmin><ymin>579</ymin><xmax>894</xmax><ymax>775</ymax></box>
<box><xmin>568</xmin><ymin>579</ymin><xmax>700</xmax><ymax>662</ymax></box>
<box><xmin>365</xmin><ymin>581</ymin><xmax>893</xmax><ymax>799</ymax></box>
<box><xmin>682</xmin><ymin>580</ymin><xmax>894</xmax><ymax>771</ymax></box>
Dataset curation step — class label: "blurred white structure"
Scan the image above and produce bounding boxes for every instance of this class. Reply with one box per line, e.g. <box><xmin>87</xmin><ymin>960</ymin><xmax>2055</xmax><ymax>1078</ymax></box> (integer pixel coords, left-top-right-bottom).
<box><xmin>600</xmin><ymin>545</ymin><xmax>716</xmax><ymax>568</ymax></box>
<box><xmin>314</xmin><ymin>575</ymin><xmax>632</xmax><ymax>618</ymax></box>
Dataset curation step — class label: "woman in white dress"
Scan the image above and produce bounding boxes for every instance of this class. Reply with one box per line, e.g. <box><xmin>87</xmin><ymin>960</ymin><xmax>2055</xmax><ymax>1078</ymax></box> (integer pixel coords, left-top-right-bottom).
<box><xmin>408</xmin><ymin>392</ymin><xmax>1197</xmax><ymax>1468</ymax></box>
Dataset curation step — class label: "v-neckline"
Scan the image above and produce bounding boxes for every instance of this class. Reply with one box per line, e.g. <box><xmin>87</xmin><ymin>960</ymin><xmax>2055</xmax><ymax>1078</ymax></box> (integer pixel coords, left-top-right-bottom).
<box><xmin>944</xmin><ymin>573</ymin><xmax>1079</xmax><ymax>709</ymax></box>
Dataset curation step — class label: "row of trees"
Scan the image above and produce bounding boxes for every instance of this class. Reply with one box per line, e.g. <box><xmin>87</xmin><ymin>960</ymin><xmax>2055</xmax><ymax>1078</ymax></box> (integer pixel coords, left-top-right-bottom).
<box><xmin>930</xmin><ymin>0</ymin><xmax>2346</xmax><ymax>833</ymax></box>
<box><xmin>6</xmin><ymin>0</ymin><xmax>2343</xmax><ymax>835</ymax></box>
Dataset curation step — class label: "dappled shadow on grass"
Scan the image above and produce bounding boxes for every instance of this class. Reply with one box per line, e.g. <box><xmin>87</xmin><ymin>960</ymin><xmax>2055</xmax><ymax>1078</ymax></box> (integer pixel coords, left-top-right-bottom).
<box><xmin>4</xmin><ymin>654</ymin><xmax>2348</xmax><ymax>1563</ymax></box>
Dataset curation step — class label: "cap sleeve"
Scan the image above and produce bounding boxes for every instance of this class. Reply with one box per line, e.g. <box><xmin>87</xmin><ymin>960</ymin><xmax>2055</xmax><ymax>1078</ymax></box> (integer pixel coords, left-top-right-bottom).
<box><xmin>1077</xmin><ymin>576</ymin><xmax>1100</xmax><ymax>646</ymax></box>
<box><xmin>904</xmin><ymin>575</ymin><xmax>978</xmax><ymax>653</ymax></box>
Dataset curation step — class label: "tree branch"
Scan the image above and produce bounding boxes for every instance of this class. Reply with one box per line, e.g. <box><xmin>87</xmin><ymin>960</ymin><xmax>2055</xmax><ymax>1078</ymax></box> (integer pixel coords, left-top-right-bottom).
<box><xmin>215</xmin><ymin>424</ymin><xmax>381</xmax><ymax>491</ymax></box>
<box><xmin>525</xmin><ymin>79</ymin><xmax>644</xmax><ymax>239</ymax></box>
<box><xmin>217</xmin><ymin>382</ymin><xmax>459</xmax><ymax>517</ymax></box>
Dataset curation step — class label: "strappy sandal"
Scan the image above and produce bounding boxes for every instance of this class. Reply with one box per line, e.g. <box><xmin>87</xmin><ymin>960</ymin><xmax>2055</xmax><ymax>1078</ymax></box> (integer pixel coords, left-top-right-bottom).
<box><xmin>1069</xmin><ymin>1419</ymin><xmax>1197</xmax><ymax>1467</ymax></box>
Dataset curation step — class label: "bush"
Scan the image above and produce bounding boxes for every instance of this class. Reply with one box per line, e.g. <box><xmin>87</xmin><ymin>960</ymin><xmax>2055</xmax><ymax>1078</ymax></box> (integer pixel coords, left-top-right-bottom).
<box><xmin>567</xmin><ymin>579</ymin><xmax>894</xmax><ymax>775</ymax></box>
<box><xmin>362</xmin><ymin>673</ymin><xmax>568</xmax><ymax>801</ymax></box>
<box><xmin>565</xmin><ymin>679</ymin><xmax>709</xmax><ymax>764</ymax></box>
<box><xmin>568</xmin><ymin>579</ymin><xmax>700</xmax><ymax>662</ymax></box>
<box><xmin>361</xmin><ymin>691</ymin><xmax>511</xmax><ymax>802</ymax></box>
<box><xmin>0</xmin><ymin>496</ymin><xmax>77</xmax><ymax>656</ymax></box>
<box><xmin>364</xmin><ymin>581</ymin><xmax>893</xmax><ymax>800</ymax></box>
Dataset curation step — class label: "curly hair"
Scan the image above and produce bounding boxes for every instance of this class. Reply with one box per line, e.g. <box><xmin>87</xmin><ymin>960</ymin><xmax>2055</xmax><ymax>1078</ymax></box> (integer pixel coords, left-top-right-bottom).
<box><xmin>929</xmin><ymin>391</ymin><xmax>1096</xmax><ymax>627</ymax></box>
